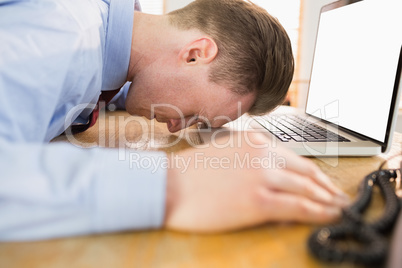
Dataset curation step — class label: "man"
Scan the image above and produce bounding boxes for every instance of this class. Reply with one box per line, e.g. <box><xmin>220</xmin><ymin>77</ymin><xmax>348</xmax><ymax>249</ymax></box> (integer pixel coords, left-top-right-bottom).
<box><xmin>0</xmin><ymin>0</ymin><xmax>348</xmax><ymax>241</ymax></box>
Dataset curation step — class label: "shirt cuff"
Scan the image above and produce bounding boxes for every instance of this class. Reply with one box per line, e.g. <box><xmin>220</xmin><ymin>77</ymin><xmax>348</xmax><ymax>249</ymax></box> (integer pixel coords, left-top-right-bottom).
<box><xmin>92</xmin><ymin>149</ymin><xmax>167</xmax><ymax>233</ymax></box>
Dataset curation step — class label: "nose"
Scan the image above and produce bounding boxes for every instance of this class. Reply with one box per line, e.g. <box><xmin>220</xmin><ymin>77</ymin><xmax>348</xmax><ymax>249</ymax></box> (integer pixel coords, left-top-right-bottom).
<box><xmin>166</xmin><ymin>118</ymin><xmax>200</xmax><ymax>133</ymax></box>
<box><xmin>166</xmin><ymin>119</ymin><xmax>184</xmax><ymax>133</ymax></box>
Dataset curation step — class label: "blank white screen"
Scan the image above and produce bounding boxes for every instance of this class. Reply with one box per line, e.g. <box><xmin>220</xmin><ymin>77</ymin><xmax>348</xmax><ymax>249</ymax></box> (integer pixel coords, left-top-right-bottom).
<box><xmin>305</xmin><ymin>0</ymin><xmax>402</xmax><ymax>142</ymax></box>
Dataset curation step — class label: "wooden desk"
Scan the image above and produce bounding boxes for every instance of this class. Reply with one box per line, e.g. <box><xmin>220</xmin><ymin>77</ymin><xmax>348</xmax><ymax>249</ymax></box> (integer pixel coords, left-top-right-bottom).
<box><xmin>1</xmin><ymin>111</ymin><xmax>401</xmax><ymax>268</ymax></box>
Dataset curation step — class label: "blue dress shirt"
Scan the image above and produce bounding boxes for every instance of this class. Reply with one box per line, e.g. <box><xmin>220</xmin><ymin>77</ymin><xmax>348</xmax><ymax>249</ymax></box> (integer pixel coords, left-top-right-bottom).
<box><xmin>0</xmin><ymin>0</ymin><xmax>167</xmax><ymax>241</ymax></box>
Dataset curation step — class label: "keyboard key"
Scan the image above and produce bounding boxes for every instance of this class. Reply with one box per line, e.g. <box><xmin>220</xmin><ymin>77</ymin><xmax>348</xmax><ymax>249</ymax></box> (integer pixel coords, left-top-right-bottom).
<box><xmin>309</xmin><ymin>133</ymin><xmax>326</xmax><ymax>139</ymax></box>
<box><xmin>291</xmin><ymin>136</ymin><xmax>307</xmax><ymax>142</ymax></box>
<box><xmin>274</xmin><ymin>134</ymin><xmax>291</xmax><ymax>142</ymax></box>
<box><xmin>303</xmin><ymin>136</ymin><xmax>328</xmax><ymax>142</ymax></box>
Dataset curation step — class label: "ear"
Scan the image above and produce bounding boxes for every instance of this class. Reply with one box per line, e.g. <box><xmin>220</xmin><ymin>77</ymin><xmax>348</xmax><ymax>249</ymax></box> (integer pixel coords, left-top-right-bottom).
<box><xmin>179</xmin><ymin>37</ymin><xmax>218</xmax><ymax>65</ymax></box>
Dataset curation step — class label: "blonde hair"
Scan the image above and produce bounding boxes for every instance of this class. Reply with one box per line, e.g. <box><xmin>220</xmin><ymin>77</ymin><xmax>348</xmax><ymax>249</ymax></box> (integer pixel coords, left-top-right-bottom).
<box><xmin>169</xmin><ymin>0</ymin><xmax>294</xmax><ymax>115</ymax></box>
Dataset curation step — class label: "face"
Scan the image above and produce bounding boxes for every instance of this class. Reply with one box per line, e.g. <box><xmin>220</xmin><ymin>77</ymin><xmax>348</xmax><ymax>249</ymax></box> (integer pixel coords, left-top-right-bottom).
<box><xmin>125</xmin><ymin>63</ymin><xmax>256</xmax><ymax>133</ymax></box>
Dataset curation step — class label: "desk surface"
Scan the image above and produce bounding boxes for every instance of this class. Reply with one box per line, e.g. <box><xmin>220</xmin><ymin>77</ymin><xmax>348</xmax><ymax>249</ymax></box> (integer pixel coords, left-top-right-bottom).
<box><xmin>1</xmin><ymin>111</ymin><xmax>401</xmax><ymax>268</ymax></box>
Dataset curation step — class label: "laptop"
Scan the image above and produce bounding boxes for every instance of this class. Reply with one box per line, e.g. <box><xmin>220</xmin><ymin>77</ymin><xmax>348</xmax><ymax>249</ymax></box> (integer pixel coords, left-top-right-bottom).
<box><xmin>199</xmin><ymin>0</ymin><xmax>402</xmax><ymax>157</ymax></box>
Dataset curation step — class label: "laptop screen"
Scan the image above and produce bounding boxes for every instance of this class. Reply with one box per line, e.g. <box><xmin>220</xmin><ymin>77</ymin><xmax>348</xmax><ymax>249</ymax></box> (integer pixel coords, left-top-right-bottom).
<box><xmin>305</xmin><ymin>0</ymin><xmax>402</xmax><ymax>144</ymax></box>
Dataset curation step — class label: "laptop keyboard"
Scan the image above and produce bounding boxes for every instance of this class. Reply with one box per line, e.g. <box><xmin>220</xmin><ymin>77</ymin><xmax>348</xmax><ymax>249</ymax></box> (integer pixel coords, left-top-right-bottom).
<box><xmin>255</xmin><ymin>115</ymin><xmax>350</xmax><ymax>143</ymax></box>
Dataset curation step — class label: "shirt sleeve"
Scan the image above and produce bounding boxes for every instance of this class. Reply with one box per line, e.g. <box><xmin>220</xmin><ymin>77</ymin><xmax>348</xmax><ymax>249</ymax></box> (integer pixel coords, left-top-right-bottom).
<box><xmin>0</xmin><ymin>0</ymin><xmax>167</xmax><ymax>241</ymax></box>
<box><xmin>0</xmin><ymin>141</ymin><xmax>167</xmax><ymax>241</ymax></box>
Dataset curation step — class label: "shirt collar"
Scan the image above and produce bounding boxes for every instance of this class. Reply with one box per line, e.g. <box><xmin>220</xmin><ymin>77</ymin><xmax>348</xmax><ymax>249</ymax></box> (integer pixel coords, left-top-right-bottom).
<box><xmin>102</xmin><ymin>0</ymin><xmax>141</xmax><ymax>91</ymax></box>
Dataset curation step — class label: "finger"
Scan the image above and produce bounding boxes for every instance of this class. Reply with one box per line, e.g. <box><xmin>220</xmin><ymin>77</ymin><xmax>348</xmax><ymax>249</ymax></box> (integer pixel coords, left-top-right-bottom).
<box><xmin>274</xmin><ymin>149</ymin><xmax>346</xmax><ymax>198</ymax></box>
<box><xmin>263</xmin><ymin>169</ymin><xmax>349</xmax><ymax>207</ymax></box>
<box><xmin>260</xmin><ymin>189</ymin><xmax>342</xmax><ymax>224</ymax></box>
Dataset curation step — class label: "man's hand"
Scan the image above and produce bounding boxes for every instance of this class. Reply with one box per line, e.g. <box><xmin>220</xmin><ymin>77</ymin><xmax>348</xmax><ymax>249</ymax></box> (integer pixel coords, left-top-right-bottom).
<box><xmin>164</xmin><ymin>132</ymin><xmax>349</xmax><ymax>232</ymax></box>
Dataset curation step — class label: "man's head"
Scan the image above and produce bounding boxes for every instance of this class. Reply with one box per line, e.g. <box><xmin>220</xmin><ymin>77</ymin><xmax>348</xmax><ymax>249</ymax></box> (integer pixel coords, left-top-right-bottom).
<box><xmin>168</xmin><ymin>0</ymin><xmax>294</xmax><ymax>115</ymax></box>
<box><xmin>125</xmin><ymin>0</ymin><xmax>294</xmax><ymax>132</ymax></box>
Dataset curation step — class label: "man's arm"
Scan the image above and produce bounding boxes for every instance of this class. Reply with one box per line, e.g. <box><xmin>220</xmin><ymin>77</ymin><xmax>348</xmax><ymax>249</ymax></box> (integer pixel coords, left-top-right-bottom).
<box><xmin>0</xmin><ymin>133</ymin><xmax>347</xmax><ymax>241</ymax></box>
<box><xmin>0</xmin><ymin>142</ymin><xmax>167</xmax><ymax>241</ymax></box>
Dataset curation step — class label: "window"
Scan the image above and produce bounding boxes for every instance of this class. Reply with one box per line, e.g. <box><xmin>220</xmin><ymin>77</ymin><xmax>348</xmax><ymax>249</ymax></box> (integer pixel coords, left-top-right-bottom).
<box><xmin>249</xmin><ymin>1</ymin><xmax>301</xmax><ymax>105</ymax></box>
<box><xmin>251</xmin><ymin>1</ymin><xmax>301</xmax><ymax>63</ymax></box>
<box><xmin>140</xmin><ymin>0</ymin><xmax>164</xmax><ymax>15</ymax></box>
